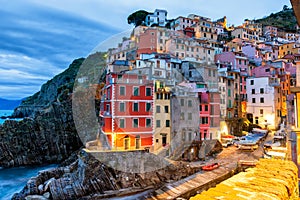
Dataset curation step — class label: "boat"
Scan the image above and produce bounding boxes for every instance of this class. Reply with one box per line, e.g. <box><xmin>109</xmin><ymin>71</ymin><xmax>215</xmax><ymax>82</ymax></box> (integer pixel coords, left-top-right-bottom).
<box><xmin>201</xmin><ymin>163</ymin><xmax>220</xmax><ymax>171</ymax></box>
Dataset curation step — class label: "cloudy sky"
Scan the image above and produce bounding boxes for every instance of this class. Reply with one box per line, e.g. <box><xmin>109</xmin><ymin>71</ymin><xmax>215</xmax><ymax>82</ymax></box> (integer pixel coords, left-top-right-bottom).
<box><xmin>0</xmin><ymin>0</ymin><xmax>291</xmax><ymax>99</ymax></box>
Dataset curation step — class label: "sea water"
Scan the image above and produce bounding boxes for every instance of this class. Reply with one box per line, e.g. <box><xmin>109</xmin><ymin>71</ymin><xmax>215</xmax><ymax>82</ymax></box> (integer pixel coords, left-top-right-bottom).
<box><xmin>0</xmin><ymin>110</ymin><xmax>13</xmax><ymax>125</ymax></box>
<box><xmin>0</xmin><ymin>165</ymin><xmax>57</xmax><ymax>200</ymax></box>
<box><xmin>0</xmin><ymin>110</ymin><xmax>22</xmax><ymax>125</ymax></box>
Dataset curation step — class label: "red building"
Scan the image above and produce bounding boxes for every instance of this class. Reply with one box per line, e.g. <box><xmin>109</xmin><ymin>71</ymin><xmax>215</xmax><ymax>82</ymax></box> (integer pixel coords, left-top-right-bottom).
<box><xmin>100</xmin><ymin>72</ymin><xmax>154</xmax><ymax>150</ymax></box>
<box><xmin>199</xmin><ymin>91</ymin><xmax>210</xmax><ymax>139</ymax></box>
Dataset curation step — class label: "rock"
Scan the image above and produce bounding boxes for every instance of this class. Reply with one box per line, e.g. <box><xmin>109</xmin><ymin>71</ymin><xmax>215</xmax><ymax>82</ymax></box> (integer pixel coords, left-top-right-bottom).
<box><xmin>44</xmin><ymin>177</ymin><xmax>55</xmax><ymax>192</ymax></box>
<box><xmin>25</xmin><ymin>195</ymin><xmax>48</xmax><ymax>200</ymax></box>
<box><xmin>43</xmin><ymin>192</ymin><xmax>51</xmax><ymax>199</ymax></box>
<box><xmin>14</xmin><ymin>151</ymin><xmax>201</xmax><ymax>199</ymax></box>
<box><xmin>0</xmin><ymin>98</ymin><xmax>83</xmax><ymax>168</ymax></box>
<box><xmin>38</xmin><ymin>184</ymin><xmax>44</xmax><ymax>194</ymax></box>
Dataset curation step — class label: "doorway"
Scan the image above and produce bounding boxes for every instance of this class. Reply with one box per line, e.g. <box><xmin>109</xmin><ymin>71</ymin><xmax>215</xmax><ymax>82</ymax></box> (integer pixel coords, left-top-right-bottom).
<box><xmin>124</xmin><ymin>135</ymin><xmax>130</xmax><ymax>150</ymax></box>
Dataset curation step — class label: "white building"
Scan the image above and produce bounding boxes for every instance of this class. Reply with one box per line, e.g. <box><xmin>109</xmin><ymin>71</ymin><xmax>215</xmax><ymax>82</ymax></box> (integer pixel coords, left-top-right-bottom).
<box><xmin>145</xmin><ymin>9</ymin><xmax>168</xmax><ymax>27</ymax></box>
<box><xmin>246</xmin><ymin>76</ymin><xmax>280</xmax><ymax>129</ymax></box>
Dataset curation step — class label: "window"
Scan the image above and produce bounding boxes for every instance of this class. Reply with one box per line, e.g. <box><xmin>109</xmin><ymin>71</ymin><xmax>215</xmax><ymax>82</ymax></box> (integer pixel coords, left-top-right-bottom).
<box><xmin>120</xmin><ymin>86</ymin><xmax>125</xmax><ymax>95</ymax></box>
<box><xmin>119</xmin><ymin>102</ymin><xmax>125</xmax><ymax>112</ymax></box>
<box><xmin>255</xmin><ymin>117</ymin><xmax>259</xmax><ymax>124</ymax></box>
<box><xmin>228</xmin><ymin>80</ymin><xmax>231</xmax><ymax>86</ymax></box>
<box><xmin>156</xmin><ymin>105</ymin><xmax>160</xmax><ymax>113</ymax></box>
<box><xmin>188</xmin><ymin>113</ymin><xmax>192</xmax><ymax>120</ymax></box>
<box><xmin>120</xmin><ymin>119</ymin><xmax>125</xmax><ymax>128</ymax></box>
<box><xmin>180</xmin><ymin>113</ymin><xmax>185</xmax><ymax>120</ymax></box>
<box><xmin>146</xmin><ymin>103</ymin><xmax>151</xmax><ymax>112</ymax></box>
<box><xmin>133</xmin><ymin>86</ymin><xmax>139</xmax><ymax>96</ymax></box>
<box><xmin>146</xmin><ymin>118</ymin><xmax>151</xmax><ymax>127</ymax></box>
<box><xmin>201</xmin><ymin>117</ymin><xmax>208</xmax><ymax>124</ymax></box>
<box><xmin>106</xmin><ymin>104</ymin><xmax>110</xmax><ymax>112</ymax></box>
<box><xmin>260</xmin><ymin>97</ymin><xmax>264</xmax><ymax>103</ymax></box>
<box><xmin>228</xmin><ymin>89</ymin><xmax>231</xmax><ymax>97</ymax></box>
<box><xmin>210</xmin><ymin>105</ymin><xmax>214</xmax><ymax>115</ymax></box>
<box><xmin>133</xmin><ymin>102</ymin><xmax>139</xmax><ymax>112</ymax></box>
<box><xmin>250</xmin><ymin>80</ymin><xmax>254</xmax><ymax>85</ymax></box>
<box><xmin>199</xmin><ymin>105</ymin><xmax>202</xmax><ymax>111</ymax></box>
<box><xmin>166</xmin><ymin>120</ymin><xmax>170</xmax><ymax>127</ymax></box>
<box><xmin>164</xmin><ymin>105</ymin><xmax>169</xmax><ymax>113</ymax></box>
<box><xmin>146</xmin><ymin>87</ymin><xmax>152</xmax><ymax>96</ymax></box>
<box><xmin>260</xmin><ymin>88</ymin><xmax>264</xmax><ymax>94</ymax></box>
<box><xmin>156</xmin><ymin>120</ymin><xmax>161</xmax><ymax>128</ymax></box>
<box><xmin>260</xmin><ymin>109</ymin><xmax>263</xmax><ymax>115</ymax></box>
<box><xmin>208</xmin><ymin>69</ymin><xmax>212</xmax><ymax>77</ymax></box>
<box><xmin>205</xmin><ymin>105</ymin><xmax>209</xmax><ymax>111</ymax></box>
<box><xmin>188</xmin><ymin>100</ymin><xmax>192</xmax><ymax>107</ymax></box>
<box><xmin>252</xmin><ymin>89</ymin><xmax>255</xmax><ymax>94</ymax></box>
<box><xmin>133</xmin><ymin>118</ymin><xmax>138</xmax><ymax>128</ymax></box>
<box><xmin>180</xmin><ymin>99</ymin><xmax>184</xmax><ymax>106</ymax></box>
<box><xmin>252</xmin><ymin>98</ymin><xmax>256</xmax><ymax>103</ymax></box>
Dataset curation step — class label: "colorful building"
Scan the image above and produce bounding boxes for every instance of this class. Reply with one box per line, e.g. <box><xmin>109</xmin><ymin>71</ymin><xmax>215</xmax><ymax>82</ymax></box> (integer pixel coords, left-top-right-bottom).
<box><xmin>100</xmin><ymin>72</ymin><xmax>154</xmax><ymax>150</ymax></box>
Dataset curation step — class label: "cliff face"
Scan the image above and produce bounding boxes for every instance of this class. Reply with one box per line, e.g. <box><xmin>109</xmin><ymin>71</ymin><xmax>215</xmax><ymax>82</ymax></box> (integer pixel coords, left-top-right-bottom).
<box><xmin>0</xmin><ymin>57</ymin><xmax>88</xmax><ymax>168</ymax></box>
<box><xmin>0</xmin><ymin>97</ymin><xmax>82</xmax><ymax>167</ymax></box>
<box><xmin>0</xmin><ymin>52</ymin><xmax>107</xmax><ymax>168</ymax></box>
<box><xmin>12</xmin><ymin>58</ymin><xmax>84</xmax><ymax>118</ymax></box>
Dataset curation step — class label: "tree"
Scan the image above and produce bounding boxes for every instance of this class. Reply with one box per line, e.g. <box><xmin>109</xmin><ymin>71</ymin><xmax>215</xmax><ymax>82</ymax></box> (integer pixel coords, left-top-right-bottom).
<box><xmin>127</xmin><ymin>10</ymin><xmax>149</xmax><ymax>27</ymax></box>
<box><xmin>283</xmin><ymin>5</ymin><xmax>289</xmax><ymax>11</ymax></box>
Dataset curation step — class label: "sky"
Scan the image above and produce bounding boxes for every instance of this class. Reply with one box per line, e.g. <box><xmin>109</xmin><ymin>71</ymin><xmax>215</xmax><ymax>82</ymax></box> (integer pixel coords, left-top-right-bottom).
<box><xmin>0</xmin><ymin>0</ymin><xmax>292</xmax><ymax>100</ymax></box>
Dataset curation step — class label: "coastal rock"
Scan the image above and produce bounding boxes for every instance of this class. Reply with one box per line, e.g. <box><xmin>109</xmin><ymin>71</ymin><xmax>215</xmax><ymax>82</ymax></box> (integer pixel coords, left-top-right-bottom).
<box><xmin>13</xmin><ymin>150</ymin><xmax>201</xmax><ymax>200</ymax></box>
<box><xmin>25</xmin><ymin>195</ymin><xmax>48</xmax><ymax>200</ymax></box>
<box><xmin>0</xmin><ymin>98</ymin><xmax>83</xmax><ymax>168</ymax></box>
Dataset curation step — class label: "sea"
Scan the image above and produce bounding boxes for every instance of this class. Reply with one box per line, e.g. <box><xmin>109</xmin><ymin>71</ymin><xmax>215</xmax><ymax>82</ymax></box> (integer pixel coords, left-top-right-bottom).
<box><xmin>0</xmin><ymin>110</ymin><xmax>22</xmax><ymax>125</ymax></box>
<box><xmin>0</xmin><ymin>164</ymin><xmax>57</xmax><ymax>200</ymax></box>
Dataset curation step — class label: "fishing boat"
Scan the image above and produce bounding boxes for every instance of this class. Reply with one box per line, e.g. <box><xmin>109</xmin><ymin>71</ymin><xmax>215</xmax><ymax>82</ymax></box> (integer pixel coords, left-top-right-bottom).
<box><xmin>201</xmin><ymin>163</ymin><xmax>220</xmax><ymax>171</ymax></box>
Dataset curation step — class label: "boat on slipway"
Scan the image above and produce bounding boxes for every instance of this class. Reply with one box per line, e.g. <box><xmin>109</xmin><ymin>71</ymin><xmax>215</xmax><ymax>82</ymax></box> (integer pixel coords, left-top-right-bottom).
<box><xmin>201</xmin><ymin>163</ymin><xmax>220</xmax><ymax>171</ymax></box>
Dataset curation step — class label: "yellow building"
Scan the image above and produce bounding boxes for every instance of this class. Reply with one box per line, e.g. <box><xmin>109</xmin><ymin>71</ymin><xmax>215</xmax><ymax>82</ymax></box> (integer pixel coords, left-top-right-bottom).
<box><xmin>153</xmin><ymin>81</ymin><xmax>171</xmax><ymax>153</ymax></box>
<box><xmin>278</xmin><ymin>42</ymin><xmax>295</xmax><ymax>58</ymax></box>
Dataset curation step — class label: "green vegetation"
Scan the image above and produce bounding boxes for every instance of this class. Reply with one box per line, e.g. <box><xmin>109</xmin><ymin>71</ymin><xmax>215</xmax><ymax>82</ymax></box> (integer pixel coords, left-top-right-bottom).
<box><xmin>127</xmin><ymin>10</ymin><xmax>149</xmax><ymax>27</ymax></box>
<box><xmin>255</xmin><ymin>5</ymin><xmax>297</xmax><ymax>32</ymax></box>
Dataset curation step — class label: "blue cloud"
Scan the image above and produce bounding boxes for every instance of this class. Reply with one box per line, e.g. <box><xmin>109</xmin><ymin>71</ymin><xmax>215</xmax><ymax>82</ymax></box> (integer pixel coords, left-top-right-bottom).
<box><xmin>0</xmin><ymin>2</ymin><xmax>120</xmax><ymax>100</ymax></box>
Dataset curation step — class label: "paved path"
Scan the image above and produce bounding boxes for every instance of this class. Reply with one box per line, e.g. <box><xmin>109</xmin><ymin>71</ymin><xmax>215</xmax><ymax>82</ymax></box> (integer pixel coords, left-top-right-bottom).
<box><xmin>146</xmin><ymin>145</ymin><xmax>264</xmax><ymax>200</ymax></box>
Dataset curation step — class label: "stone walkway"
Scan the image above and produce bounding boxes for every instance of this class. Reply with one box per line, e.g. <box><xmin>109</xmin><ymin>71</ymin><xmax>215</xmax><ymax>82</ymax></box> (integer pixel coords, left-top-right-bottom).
<box><xmin>146</xmin><ymin>145</ymin><xmax>265</xmax><ymax>200</ymax></box>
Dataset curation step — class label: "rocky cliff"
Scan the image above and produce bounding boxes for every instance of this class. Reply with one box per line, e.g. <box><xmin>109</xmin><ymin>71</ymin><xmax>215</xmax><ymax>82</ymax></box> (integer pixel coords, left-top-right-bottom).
<box><xmin>0</xmin><ymin>97</ymin><xmax>82</xmax><ymax>167</ymax></box>
<box><xmin>0</xmin><ymin>52</ymin><xmax>107</xmax><ymax>168</ymax></box>
<box><xmin>11</xmin><ymin>58</ymin><xmax>84</xmax><ymax>118</ymax></box>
